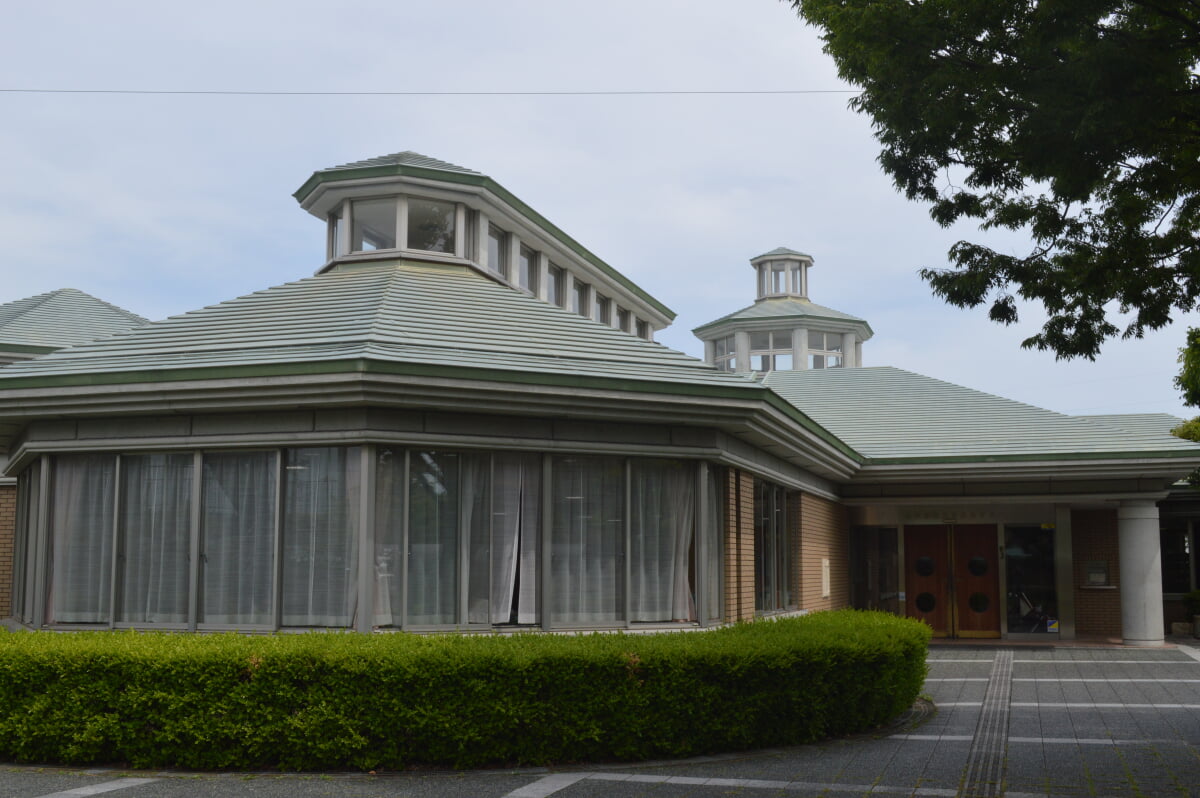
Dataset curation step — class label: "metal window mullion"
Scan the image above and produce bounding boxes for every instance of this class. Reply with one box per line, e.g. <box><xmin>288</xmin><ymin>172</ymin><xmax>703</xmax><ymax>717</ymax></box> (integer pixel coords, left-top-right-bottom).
<box><xmin>540</xmin><ymin>454</ymin><xmax>552</xmax><ymax>631</ymax></box>
<box><xmin>486</xmin><ymin>453</ymin><xmax>496</xmax><ymax>627</ymax></box>
<box><xmin>108</xmin><ymin>456</ymin><xmax>122</xmax><ymax>629</ymax></box>
<box><xmin>623</xmin><ymin>458</ymin><xmax>631</xmax><ymax>629</ymax></box>
<box><xmin>696</xmin><ymin>462</ymin><xmax>708</xmax><ymax>627</ymax></box>
<box><xmin>188</xmin><ymin>451</ymin><xmax>202</xmax><ymax>631</ymax></box>
<box><xmin>272</xmin><ymin>450</ymin><xmax>284</xmax><ymax>630</ymax></box>
<box><xmin>458</xmin><ymin>455</ymin><xmax>469</xmax><ymax>627</ymax></box>
<box><xmin>399</xmin><ymin>450</ymin><xmax>410</xmax><ymax>629</ymax></box>
<box><xmin>32</xmin><ymin>456</ymin><xmax>50</xmax><ymax>627</ymax></box>
<box><xmin>357</xmin><ymin>445</ymin><xmax>375</xmax><ymax>634</ymax></box>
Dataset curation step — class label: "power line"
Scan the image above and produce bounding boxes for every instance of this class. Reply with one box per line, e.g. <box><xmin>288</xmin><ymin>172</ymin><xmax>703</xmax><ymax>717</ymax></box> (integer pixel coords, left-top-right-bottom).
<box><xmin>0</xmin><ymin>88</ymin><xmax>858</xmax><ymax>97</ymax></box>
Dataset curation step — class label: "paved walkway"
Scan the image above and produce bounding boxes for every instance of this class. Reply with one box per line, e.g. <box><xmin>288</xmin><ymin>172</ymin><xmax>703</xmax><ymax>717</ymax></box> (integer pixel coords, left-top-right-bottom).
<box><xmin>502</xmin><ymin>640</ymin><xmax>1200</xmax><ymax>797</ymax></box>
<box><xmin>1</xmin><ymin>642</ymin><xmax>1198</xmax><ymax>797</ymax></box>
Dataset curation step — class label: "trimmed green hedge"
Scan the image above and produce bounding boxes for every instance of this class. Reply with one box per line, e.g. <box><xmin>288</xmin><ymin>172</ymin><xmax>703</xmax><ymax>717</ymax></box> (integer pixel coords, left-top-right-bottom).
<box><xmin>0</xmin><ymin>610</ymin><xmax>929</xmax><ymax>770</ymax></box>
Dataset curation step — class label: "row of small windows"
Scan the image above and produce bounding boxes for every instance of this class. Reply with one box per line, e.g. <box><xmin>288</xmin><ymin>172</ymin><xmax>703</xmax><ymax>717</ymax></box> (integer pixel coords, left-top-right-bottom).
<box><xmin>327</xmin><ymin>195</ymin><xmax>653</xmax><ymax>340</ymax></box>
<box><xmin>712</xmin><ymin>330</ymin><xmax>845</xmax><ymax>372</ymax></box>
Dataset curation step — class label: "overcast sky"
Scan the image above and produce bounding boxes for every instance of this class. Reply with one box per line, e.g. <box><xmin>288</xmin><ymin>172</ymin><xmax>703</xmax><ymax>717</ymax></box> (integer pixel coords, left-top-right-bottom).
<box><xmin>1</xmin><ymin>0</ymin><xmax>1193</xmax><ymax>420</ymax></box>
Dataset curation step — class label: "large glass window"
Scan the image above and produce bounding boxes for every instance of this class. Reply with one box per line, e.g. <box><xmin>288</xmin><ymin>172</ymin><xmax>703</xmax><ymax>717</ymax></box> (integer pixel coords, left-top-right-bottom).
<box><xmin>547</xmin><ymin>264</ymin><xmax>566</xmax><ymax>307</ymax></box>
<box><xmin>282</xmin><ymin>447</ymin><xmax>361</xmax><ymax>627</ymax></box>
<box><xmin>754</xmin><ymin>480</ymin><xmax>793</xmax><ymax>613</ymax></box>
<box><xmin>713</xmin><ymin>335</ymin><xmax>737</xmax><ymax>371</ymax></box>
<box><xmin>407</xmin><ymin>198</ymin><xmax>456</xmax><ymax>253</ymax></box>
<box><xmin>487</xmin><ymin>226</ymin><xmax>508</xmax><ymax>278</ymax></box>
<box><xmin>201</xmin><ymin>451</ymin><xmax>277</xmax><ymax>626</ymax></box>
<box><xmin>407</xmin><ymin>451</ymin><xmax>461</xmax><ymax>625</ymax></box>
<box><xmin>750</xmin><ymin>330</ymin><xmax>793</xmax><ymax>372</ymax></box>
<box><xmin>48</xmin><ymin>454</ymin><xmax>116</xmax><ymax>624</ymax></box>
<box><xmin>1004</xmin><ymin>525</ymin><xmax>1058</xmax><ymax>633</ymax></box>
<box><xmin>517</xmin><ymin>245</ymin><xmax>538</xmax><ymax>294</ymax></box>
<box><xmin>551</xmin><ymin>456</ymin><xmax>625</xmax><ymax>625</ymax></box>
<box><xmin>630</xmin><ymin>459</ymin><xmax>695</xmax><ymax>622</ymax></box>
<box><xmin>21</xmin><ymin>447</ymin><xmax>715</xmax><ymax>632</ymax></box>
<box><xmin>1161</xmin><ymin>520</ymin><xmax>1195</xmax><ymax>593</ymax></box>
<box><xmin>117</xmin><ymin>454</ymin><xmax>193</xmax><ymax>625</ymax></box>
<box><xmin>350</xmin><ymin>198</ymin><xmax>398</xmax><ymax>252</ymax></box>
<box><xmin>808</xmin><ymin>331</ymin><xmax>844</xmax><ymax>369</ymax></box>
<box><xmin>573</xmin><ymin>281</ymin><xmax>590</xmax><ymax>317</ymax></box>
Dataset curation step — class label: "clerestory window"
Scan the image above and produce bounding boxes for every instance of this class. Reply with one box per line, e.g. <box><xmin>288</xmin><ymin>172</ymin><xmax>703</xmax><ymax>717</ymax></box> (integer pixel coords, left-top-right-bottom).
<box><xmin>808</xmin><ymin>331</ymin><xmax>843</xmax><ymax>369</ymax></box>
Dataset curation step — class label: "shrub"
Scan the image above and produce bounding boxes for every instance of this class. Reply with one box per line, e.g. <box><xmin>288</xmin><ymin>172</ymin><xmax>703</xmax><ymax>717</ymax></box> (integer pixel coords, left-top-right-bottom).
<box><xmin>0</xmin><ymin>610</ymin><xmax>929</xmax><ymax>770</ymax></box>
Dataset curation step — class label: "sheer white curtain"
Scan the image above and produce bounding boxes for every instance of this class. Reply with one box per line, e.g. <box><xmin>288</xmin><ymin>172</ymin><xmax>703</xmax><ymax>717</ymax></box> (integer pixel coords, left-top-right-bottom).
<box><xmin>488</xmin><ymin>453</ymin><xmax>540</xmax><ymax>625</ymax></box>
<box><xmin>465</xmin><ymin>454</ymin><xmax>491</xmax><ymax>624</ymax></box>
<box><xmin>373</xmin><ymin>448</ymin><xmax>404</xmax><ymax>626</ymax></box>
<box><xmin>550</xmin><ymin>456</ymin><xmax>624</xmax><ymax>625</ymax></box>
<box><xmin>118</xmin><ymin>454</ymin><xmax>193</xmax><ymax>624</ymax></box>
<box><xmin>407</xmin><ymin>451</ymin><xmax>458</xmax><ymax>625</ymax></box>
<box><xmin>630</xmin><ymin>460</ymin><xmax>695</xmax><ymax>623</ymax></box>
<box><xmin>281</xmin><ymin>447</ymin><xmax>361</xmax><ymax>627</ymax></box>
<box><xmin>49</xmin><ymin>454</ymin><xmax>116</xmax><ymax>623</ymax></box>
<box><xmin>200</xmin><ymin>452</ymin><xmax>276</xmax><ymax>626</ymax></box>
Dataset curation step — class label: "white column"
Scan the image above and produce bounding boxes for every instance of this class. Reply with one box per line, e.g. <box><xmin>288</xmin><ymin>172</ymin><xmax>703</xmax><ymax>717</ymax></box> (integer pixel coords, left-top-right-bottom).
<box><xmin>841</xmin><ymin>332</ymin><xmax>857</xmax><ymax>367</ymax></box>
<box><xmin>476</xmin><ymin>216</ymin><xmax>491</xmax><ymax>268</ymax></box>
<box><xmin>793</xmin><ymin>326</ymin><xmax>808</xmax><ymax>370</ymax></box>
<box><xmin>734</xmin><ymin>331</ymin><xmax>750</xmax><ymax>373</ymax></box>
<box><xmin>535</xmin><ymin>253</ymin><xmax>550</xmax><ymax>301</ymax></box>
<box><xmin>855</xmin><ymin>340</ymin><xmax>863</xmax><ymax>367</ymax></box>
<box><xmin>703</xmin><ymin>339</ymin><xmax>715</xmax><ymax>365</ymax></box>
<box><xmin>1118</xmin><ymin>499</ymin><xmax>1164</xmax><ymax>646</ymax></box>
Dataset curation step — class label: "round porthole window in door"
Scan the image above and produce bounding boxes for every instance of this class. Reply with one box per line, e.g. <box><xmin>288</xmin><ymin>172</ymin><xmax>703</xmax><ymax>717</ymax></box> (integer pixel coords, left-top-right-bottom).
<box><xmin>915</xmin><ymin>556</ymin><xmax>935</xmax><ymax>577</ymax></box>
<box><xmin>968</xmin><ymin>556</ymin><xmax>988</xmax><ymax>576</ymax></box>
<box><xmin>915</xmin><ymin>593</ymin><xmax>936</xmax><ymax>613</ymax></box>
<box><xmin>968</xmin><ymin>592</ymin><xmax>990</xmax><ymax>613</ymax></box>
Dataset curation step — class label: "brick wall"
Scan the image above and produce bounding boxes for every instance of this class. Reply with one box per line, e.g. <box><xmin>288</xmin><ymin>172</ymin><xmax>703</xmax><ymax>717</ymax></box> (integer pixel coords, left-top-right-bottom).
<box><xmin>0</xmin><ymin>483</ymin><xmax>14</xmax><ymax>618</ymax></box>
<box><xmin>1071</xmin><ymin>508</ymin><xmax>1122</xmax><ymax>638</ymax></box>
<box><xmin>723</xmin><ymin>469</ymin><xmax>756</xmax><ymax>622</ymax></box>
<box><xmin>798</xmin><ymin>492</ymin><xmax>850</xmax><ymax>611</ymax></box>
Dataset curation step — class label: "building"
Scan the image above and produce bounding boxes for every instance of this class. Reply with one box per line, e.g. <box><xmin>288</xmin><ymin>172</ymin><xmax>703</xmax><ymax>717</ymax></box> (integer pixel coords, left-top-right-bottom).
<box><xmin>0</xmin><ymin>151</ymin><xmax>1196</xmax><ymax>644</ymax></box>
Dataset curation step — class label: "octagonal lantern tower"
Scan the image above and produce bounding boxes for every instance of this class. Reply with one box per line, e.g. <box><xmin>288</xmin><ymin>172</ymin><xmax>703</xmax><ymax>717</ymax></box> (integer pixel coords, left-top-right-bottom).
<box><xmin>693</xmin><ymin>248</ymin><xmax>873</xmax><ymax>374</ymax></box>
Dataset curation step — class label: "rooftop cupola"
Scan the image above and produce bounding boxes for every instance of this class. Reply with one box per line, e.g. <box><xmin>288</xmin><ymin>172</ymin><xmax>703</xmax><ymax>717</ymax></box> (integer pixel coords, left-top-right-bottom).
<box><xmin>752</xmin><ymin>247</ymin><xmax>814</xmax><ymax>300</ymax></box>
<box><xmin>693</xmin><ymin>248</ymin><xmax>873</xmax><ymax>374</ymax></box>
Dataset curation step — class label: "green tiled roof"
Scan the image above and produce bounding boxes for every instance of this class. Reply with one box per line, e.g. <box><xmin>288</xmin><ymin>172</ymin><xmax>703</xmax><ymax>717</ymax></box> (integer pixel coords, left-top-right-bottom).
<box><xmin>319</xmin><ymin>151</ymin><xmax>482</xmax><ymax>176</ymax></box>
<box><xmin>0</xmin><ymin>288</ymin><xmax>148</xmax><ymax>351</ymax></box>
<box><xmin>693</xmin><ymin>297</ymin><xmax>872</xmax><ymax>337</ymax></box>
<box><xmin>0</xmin><ymin>262</ymin><xmax>753</xmax><ymax>391</ymax></box>
<box><xmin>762</xmin><ymin>367</ymin><xmax>1200</xmax><ymax>462</ymax></box>
<box><xmin>1077</xmin><ymin>413</ymin><xmax>1186</xmax><ymax>437</ymax></box>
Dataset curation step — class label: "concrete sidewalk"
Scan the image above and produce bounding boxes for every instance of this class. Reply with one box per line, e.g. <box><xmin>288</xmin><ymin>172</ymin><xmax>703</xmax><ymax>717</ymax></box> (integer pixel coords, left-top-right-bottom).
<box><xmin>501</xmin><ymin>640</ymin><xmax>1200</xmax><ymax>797</ymax></box>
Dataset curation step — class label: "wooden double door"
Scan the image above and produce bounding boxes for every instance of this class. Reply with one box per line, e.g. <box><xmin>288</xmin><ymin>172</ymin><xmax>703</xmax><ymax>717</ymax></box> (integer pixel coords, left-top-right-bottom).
<box><xmin>904</xmin><ymin>525</ymin><xmax>1000</xmax><ymax>638</ymax></box>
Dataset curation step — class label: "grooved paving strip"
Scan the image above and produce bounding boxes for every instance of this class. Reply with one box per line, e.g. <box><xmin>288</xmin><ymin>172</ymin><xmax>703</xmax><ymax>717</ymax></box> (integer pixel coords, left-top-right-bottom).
<box><xmin>960</xmin><ymin>650</ymin><xmax>1012</xmax><ymax>798</ymax></box>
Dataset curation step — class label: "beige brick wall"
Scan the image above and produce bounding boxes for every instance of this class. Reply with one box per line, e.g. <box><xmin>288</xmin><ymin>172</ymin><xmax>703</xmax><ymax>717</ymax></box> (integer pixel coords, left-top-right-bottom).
<box><xmin>798</xmin><ymin>492</ymin><xmax>850</xmax><ymax>612</ymax></box>
<box><xmin>723</xmin><ymin>469</ymin><xmax>756</xmax><ymax>622</ymax></box>
<box><xmin>1071</xmin><ymin>508</ymin><xmax>1122</xmax><ymax>638</ymax></box>
<box><xmin>0</xmin><ymin>483</ymin><xmax>14</xmax><ymax>618</ymax></box>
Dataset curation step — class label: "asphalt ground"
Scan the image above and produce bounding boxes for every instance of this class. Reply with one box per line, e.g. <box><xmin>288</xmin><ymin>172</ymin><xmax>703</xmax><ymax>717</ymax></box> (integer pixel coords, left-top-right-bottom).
<box><xmin>2</xmin><ymin>640</ymin><xmax>1198</xmax><ymax>797</ymax></box>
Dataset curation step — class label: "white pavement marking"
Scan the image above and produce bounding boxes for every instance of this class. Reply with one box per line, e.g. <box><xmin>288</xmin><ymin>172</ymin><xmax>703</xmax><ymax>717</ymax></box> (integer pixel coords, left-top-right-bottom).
<box><xmin>1177</xmin><ymin>644</ymin><xmax>1200</xmax><ymax>663</ymax></box>
<box><xmin>35</xmin><ymin>779</ymin><xmax>159</xmax><ymax>797</ymax></box>
<box><xmin>1012</xmin><ymin>659</ymin><xmax>1197</xmax><ymax>664</ymax></box>
<box><xmin>505</xmin><ymin>772</ymin><xmax>959</xmax><ymax>796</ymax></box>
<box><xmin>1009</xmin><ymin>737</ymin><xmax>1190</xmax><ymax>746</ymax></box>
<box><xmin>503</xmin><ymin>773</ymin><xmax>589</xmax><ymax>797</ymax></box>
<box><xmin>1012</xmin><ymin>678</ymin><xmax>1200</xmax><ymax>683</ymax></box>
<box><xmin>1011</xmin><ymin>702</ymin><xmax>1200</xmax><ymax>709</ymax></box>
